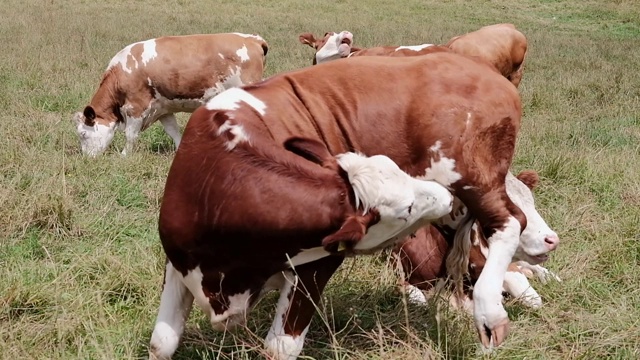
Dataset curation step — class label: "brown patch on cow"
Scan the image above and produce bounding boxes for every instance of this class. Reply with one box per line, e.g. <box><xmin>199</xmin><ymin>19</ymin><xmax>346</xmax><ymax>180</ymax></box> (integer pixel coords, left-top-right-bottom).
<box><xmin>516</xmin><ymin>170</ymin><xmax>539</xmax><ymax>190</ymax></box>
<box><xmin>127</xmin><ymin>43</ymin><xmax>144</xmax><ymax>71</ymax></box>
<box><xmin>321</xmin><ymin>210</ymin><xmax>381</xmax><ymax>253</ymax></box>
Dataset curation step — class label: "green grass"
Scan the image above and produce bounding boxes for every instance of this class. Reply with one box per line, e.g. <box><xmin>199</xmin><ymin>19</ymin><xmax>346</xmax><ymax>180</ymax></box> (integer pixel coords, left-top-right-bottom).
<box><xmin>1</xmin><ymin>0</ymin><xmax>639</xmax><ymax>358</ymax></box>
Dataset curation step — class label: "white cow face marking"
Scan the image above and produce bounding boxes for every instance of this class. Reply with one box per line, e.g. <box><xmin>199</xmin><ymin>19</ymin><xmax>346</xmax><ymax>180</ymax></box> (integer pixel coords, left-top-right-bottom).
<box><xmin>507</xmin><ymin>172</ymin><xmax>560</xmax><ymax>264</ymax></box>
<box><xmin>337</xmin><ymin>153</ymin><xmax>454</xmax><ymax>253</ymax></box>
<box><xmin>206</xmin><ymin>87</ymin><xmax>267</xmax><ymax>115</ymax></box>
<box><xmin>73</xmin><ymin>111</ymin><xmax>116</xmax><ymax>157</ymax></box>
<box><xmin>395</xmin><ymin>44</ymin><xmax>433</xmax><ymax>52</ymax></box>
<box><xmin>302</xmin><ymin>31</ymin><xmax>353</xmax><ymax>64</ymax></box>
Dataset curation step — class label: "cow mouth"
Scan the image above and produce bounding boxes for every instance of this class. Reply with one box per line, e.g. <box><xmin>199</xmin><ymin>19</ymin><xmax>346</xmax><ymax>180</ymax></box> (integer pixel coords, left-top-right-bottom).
<box><xmin>341</xmin><ymin>37</ymin><xmax>352</xmax><ymax>46</ymax></box>
<box><xmin>528</xmin><ymin>253</ymin><xmax>549</xmax><ymax>264</ymax></box>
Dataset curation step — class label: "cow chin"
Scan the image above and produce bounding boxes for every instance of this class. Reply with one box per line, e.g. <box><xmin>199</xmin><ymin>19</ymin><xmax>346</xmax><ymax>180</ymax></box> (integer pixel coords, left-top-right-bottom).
<box><xmin>513</xmin><ymin>247</ymin><xmax>550</xmax><ymax>265</ymax></box>
<box><xmin>78</xmin><ymin>122</ymin><xmax>116</xmax><ymax>157</ymax></box>
<box><xmin>338</xmin><ymin>43</ymin><xmax>351</xmax><ymax>58</ymax></box>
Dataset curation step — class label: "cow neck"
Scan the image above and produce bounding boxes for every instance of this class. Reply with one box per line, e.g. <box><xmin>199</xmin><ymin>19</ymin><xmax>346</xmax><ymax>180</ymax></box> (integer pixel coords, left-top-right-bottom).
<box><xmin>88</xmin><ymin>68</ymin><xmax>123</xmax><ymax>125</ymax></box>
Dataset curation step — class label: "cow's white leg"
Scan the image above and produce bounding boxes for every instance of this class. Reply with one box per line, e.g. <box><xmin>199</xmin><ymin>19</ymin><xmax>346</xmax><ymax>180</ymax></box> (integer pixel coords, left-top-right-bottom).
<box><xmin>122</xmin><ymin>115</ymin><xmax>144</xmax><ymax>156</ymax></box>
<box><xmin>472</xmin><ymin>215</ymin><xmax>520</xmax><ymax>350</ymax></box>
<box><xmin>158</xmin><ymin>113</ymin><xmax>182</xmax><ymax>150</ymax></box>
<box><xmin>503</xmin><ymin>271</ymin><xmax>542</xmax><ymax>309</ymax></box>
<box><xmin>149</xmin><ymin>262</ymin><xmax>194</xmax><ymax>360</ymax></box>
<box><xmin>264</xmin><ymin>271</ymin><xmax>307</xmax><ymax>360</ymax></box>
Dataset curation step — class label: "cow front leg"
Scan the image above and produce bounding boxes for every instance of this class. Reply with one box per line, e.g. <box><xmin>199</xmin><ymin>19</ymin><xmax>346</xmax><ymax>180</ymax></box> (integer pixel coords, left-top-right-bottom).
<box><xmin>502</xmin><ymin>269</ymin><xmax>542</xmax><ymax>309</ymax></box>
<box><xmin>158</xmin><ymin>113</ymin><xmax>182</xmax><ymax>150</ymax></box>
<box><xmin>472</xmin><ymin>215</ymin><xmax>521</xmax><ymax>350</ymax></box>
<box><xmin>149</xmin><ymin>261</ymin><xmax>194</xmax><ymax>360</ymax></box>
<box><xmin>264</xmin><ymin>256</ymin><xmax>343</xmax><ymax>360</ymax></box>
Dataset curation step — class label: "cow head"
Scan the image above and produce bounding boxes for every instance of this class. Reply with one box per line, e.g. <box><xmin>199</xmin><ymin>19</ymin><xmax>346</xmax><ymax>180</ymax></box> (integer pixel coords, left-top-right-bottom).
<box><xmin>284</xmin><ymin>137</ymin><xmax>454</xmax><ymax>255</ymax></box>
<box><xmin>508</xmin><ymin>170</ymin><xmax>560</xmax><ymax>264</ymax></box>
<box><xmin>72</xmin><ymin>106</ymin><xmax>117</xmax><ymax>157</ymax></box>
<box><xmin>298</xmin><ymin>31</ymin><xmax>354</xmax><ymax>65</ymax></box>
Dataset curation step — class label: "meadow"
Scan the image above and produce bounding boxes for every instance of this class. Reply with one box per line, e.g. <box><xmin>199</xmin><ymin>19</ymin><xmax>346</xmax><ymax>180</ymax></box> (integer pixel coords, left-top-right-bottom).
<box><xmin>1</xmin><ymin>0</ymin><xmax>639</xmax><ymax>358</ymax></box>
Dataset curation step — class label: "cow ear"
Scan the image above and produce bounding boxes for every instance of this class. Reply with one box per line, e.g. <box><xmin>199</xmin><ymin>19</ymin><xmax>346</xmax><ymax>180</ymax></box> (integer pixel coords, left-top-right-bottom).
<box><xmin>284</xmin><ymin>136</ymin><xmax>337</xmax><ymax>170</ymax></box>
<box><xmin>83</xmin><ymin>106</ymin><xmax>96</xmax><ymax>126</ymax></box>
<box><xmin>321</xmin><ymin>210</ymin><xmax>380</xmax><ymax>254</ymax></box>
<box><xmin>516</xmin><ymin>170</ymin><xmax>539</xmax><ymax>190</ymax></box>
<box><xmin>298</xmin><ymin>33</ymin><xmax>316</xmax><ymax>47</ymax></box>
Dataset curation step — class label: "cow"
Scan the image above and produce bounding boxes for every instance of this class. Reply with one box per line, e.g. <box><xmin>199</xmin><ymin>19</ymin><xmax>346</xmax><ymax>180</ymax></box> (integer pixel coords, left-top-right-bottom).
<box><xmin>395</xmin><ymin>170</ymin><xmax>561</xmax><ymax>311</ymax></box>
<box><xmin>149</xmin><ymin>98</ymin><xmax>455</xmax><ymax>360</ymax></box>
<box><xmin>299</xmin><ymin>23</ymin><xmax>527</xmax><ymax>87</ymax></box>
<box><xmin>445</xmin><ymin>23</ymin><xmax>527</xmax><ymax>88</ymax></box>
<box><xmin>149</xmin><ymin>52</ymin><xmax>559</xmax><ymax>358</ymax></box>
<box><xmin>298</xmin><ymin>31</ymin><xmax>450</xmax><ymax>65</ymax></box>
<box><xmin>73</xmin><ymin>33</ymin><xmax>268</xmax><ymax>157</ymax></box>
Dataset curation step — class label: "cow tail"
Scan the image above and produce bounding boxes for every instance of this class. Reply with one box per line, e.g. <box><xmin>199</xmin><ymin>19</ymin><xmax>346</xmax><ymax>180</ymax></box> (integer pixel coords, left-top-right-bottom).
<box><xmin>445</xmin><ymin>211</ymin><xmax>474</xmax><ymax>297</ymax></box>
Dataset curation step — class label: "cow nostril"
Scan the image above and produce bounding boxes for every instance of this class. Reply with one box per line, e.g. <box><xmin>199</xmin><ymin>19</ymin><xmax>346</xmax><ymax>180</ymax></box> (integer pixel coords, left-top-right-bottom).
<box><xmin>544</xmin><ymin>235</ymin><xmax>559</xmax><ymax>250</ymax></box>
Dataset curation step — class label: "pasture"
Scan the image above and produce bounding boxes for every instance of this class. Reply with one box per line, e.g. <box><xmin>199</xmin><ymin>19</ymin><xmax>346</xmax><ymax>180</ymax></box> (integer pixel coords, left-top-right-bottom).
<box><xmin>1</xmin><ymin>0</ymin><xmax>639</xmax><ymax>358</ymax></box>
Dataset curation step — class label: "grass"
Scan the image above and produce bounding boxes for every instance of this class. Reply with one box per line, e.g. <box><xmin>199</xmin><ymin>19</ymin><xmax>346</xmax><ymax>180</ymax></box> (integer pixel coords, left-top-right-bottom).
<box><xmin>1</xmin><ymin>0</ymin><xmax>639</xmax><ymax>358</ymax></box>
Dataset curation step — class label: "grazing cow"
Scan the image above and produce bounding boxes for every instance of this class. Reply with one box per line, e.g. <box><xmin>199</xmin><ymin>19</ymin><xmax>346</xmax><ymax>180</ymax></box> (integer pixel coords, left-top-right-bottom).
<box><xmin>73</xmin><ymin>33</ymin><xmax>268</xmax><ymax>157</ymax></box>
<box><xmin>150</xmin><ymin>52</ymin><xmax>559</xmax><ymax>358</ymax></box>
<box><xmin>395</xmin><ymin>170</ymin><xmax>561</xmax><ymax>310</ymax></box>
<box><xmin>299</xmin><ymin>31</ymin><xmax>450</xmax><ymax>65</ymax></box>
<box><xmin>299</xmin><ymin>24</ymin><xmax>527</xmax><ymax>87</ymax></box>
<box><xmin>149</xmin><ymin>100</ymin><xmax>454</xmax><ymax>360</ymax></box>
<box><xmin>445</xmin><ymin>23</ymin><xmax>528</xmax><ymax>87</ymax></box>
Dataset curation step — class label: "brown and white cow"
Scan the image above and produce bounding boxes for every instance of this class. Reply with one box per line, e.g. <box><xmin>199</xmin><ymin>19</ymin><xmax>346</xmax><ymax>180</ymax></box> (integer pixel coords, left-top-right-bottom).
<box><xmin>299</xmin><ymin>23</ymin><xmax>527</xmax><ymax>87</ymax></box>
<box><xmin>299</xmin><ymin>31</ymin><xmax>450</xmax><ymax>64</ymax></box>
<box><xmin>395</xmin><ymin>170</ymin><xmax>561</xmax><ymax>310</ymax></box>
<box><xmin>445</xmin><ymin>23</ymin><xmax>527</xmax><ymax>87</ymax></box>
<box><xmin>149</xmin><ymin>98</ymin><xmax>454</xmax><ymax>360</ymax></box>
<box><xmin>73</xmin><ymin>33</ymin><xmax>268</xmax><ymax>157</ymax></box>
<box><xmin>150</xmin><ymin>52</ymin><xmax>559</xmax><ymax>358</ymax></box>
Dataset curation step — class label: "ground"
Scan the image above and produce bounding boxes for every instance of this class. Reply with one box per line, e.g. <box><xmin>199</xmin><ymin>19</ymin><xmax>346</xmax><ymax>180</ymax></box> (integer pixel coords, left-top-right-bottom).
<box><xmin>0</xmin><ymin>0</ymin><xmax>639</xmax><ymax>359</ymax></box>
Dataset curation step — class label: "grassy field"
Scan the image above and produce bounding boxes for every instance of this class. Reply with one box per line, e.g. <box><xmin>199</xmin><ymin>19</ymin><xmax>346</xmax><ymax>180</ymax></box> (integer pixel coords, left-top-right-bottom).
<box><xmin>1</xmin><ymin>0</ymin><xmax>639</xmax><ymax>358</ymax></box>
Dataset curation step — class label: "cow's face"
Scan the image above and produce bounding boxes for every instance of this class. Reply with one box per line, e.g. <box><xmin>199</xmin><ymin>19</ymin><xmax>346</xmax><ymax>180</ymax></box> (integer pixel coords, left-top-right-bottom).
<box><xmin>326</xmin><ymin>153</ymin><xmax>454</xmax><ymax>254</ymax></box>
<box><xmin>507</xmin><ymin>171</ymin><xmax>560</xmax><ymax>264</ymax></box>
<box><xmin>73</xmin><ymin>106</ymin><xmax>116</xmax><ymax>157</ymax></box>
<box><xmin>298</xmin><ymin>31</ymin><xmax>353</xmax><ymax>65</ymax></box>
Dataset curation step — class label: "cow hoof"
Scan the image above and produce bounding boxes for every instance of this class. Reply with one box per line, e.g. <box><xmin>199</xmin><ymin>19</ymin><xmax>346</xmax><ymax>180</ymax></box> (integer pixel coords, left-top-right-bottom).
<box><xmin>476</xmin><ymin>316</ymin><xmax>510</xmax><ymax>349</ymax></box>
<box><xmin>264</xmin><ymin>334</ymin><xmax>303</xmax><ymax>360</ymax></box>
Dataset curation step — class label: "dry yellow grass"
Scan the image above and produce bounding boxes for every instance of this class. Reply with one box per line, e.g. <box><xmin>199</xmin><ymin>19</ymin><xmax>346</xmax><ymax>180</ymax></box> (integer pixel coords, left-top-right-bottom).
<box><xmin>1</xmin><ymin>0</ymin><xmax>639</xmax><ymax>359</ymax></box>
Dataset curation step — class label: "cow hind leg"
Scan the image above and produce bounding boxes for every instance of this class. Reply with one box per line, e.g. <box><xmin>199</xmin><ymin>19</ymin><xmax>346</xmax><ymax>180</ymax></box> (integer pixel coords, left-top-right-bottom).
<box><xmin>158</xmin><ymin>113</ymin><xmax>182</xmax><ymax>150</ymax></box>
<box><xmin>264</xmin><ymin>256</ymin><xmax>343</xmax><ymax>360</ymax></box>
<box><xmin>149</xmin><ymin>262</ymin><xmax>194</xmax><ymax>360</ymax></box>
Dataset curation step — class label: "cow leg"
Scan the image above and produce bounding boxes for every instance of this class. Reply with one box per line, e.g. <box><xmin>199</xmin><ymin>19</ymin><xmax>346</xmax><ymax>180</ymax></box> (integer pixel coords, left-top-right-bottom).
<box><xmin>502</xmin><ymin>270</ymin><xmax>542</xmax><ymax>309</ymax></box>
<box><xmin>264</xmin><ymin>256</ymin><xmax>343</xmax><ymax>360</ymax></box>
<box><xmin>471</xmin><ymin>213</ymin><xmax>522</xmax><ymax>349</ymax></box>
<box><xmin>149</xmin><ymin>261</ymin><xmax>194</xmax><ymax>360</ymax></box>
<box><xmin>158</xmin><ymin>113</ymin><xmax>182</xmax><ymax>150</ymax></box>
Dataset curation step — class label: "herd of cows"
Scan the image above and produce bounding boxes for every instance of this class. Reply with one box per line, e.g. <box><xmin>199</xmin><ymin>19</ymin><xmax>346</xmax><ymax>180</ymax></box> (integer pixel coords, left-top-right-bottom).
<box><xmin>72</xmin><ymin>24</ymin><xmax>562</xmax><ymax>360</ymax></box>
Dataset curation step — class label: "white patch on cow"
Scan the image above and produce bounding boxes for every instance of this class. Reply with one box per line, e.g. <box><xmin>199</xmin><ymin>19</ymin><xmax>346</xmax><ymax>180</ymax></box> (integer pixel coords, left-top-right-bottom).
<box><xmin>463</xmin><ymin>185</ymin><xmax>475</xmax><ymax>190</ymax></box>
<box><xmin>405</xmin><ymin>284</ymin><xmax>427</xmax><ymax>304</ymax></box>
<box><xmin>503</xmin><ymin>271</ymin><xmax>542</xmax><ymax>309</ymax></box>
<box><xmin>206</xmin><ymin>66</ymin><xmax>245</xmax><ymax>98</ymax></box>
<box><xmin>181</xmin><ymin>267</ymin><xmax>251</xmax><ymax>332</ymax></box>
<box><xmin>466</xmin><ymin>112</ymin><xmax>472</xmax><ymax>126</ymax></box>
<box><xmin>218</xmin><ymin>53</ymin><xmax>225</xmax><ymax>59</ymax></box>
<box><xmin>420</xmin><ymin>141</ymin><xmax>462</xmax><ymax>188</ymax></box>
<box><xmin>206</xmin><ymin>87</ymin><xmax>267</xmax><ymax>115</ymax></box>
<box><xmin>395</xmin><ymin>44</ymin><xmax>433</xmax><ymax>52</ymax></box>
<box><xmin>141</xmin><ymin>39</ymin><xmax>158</xmax><ymax>65</ymax></box>
<box><xmin>336</xmin><ymin>152</ymin><xmax>453</xmax><ymax>253</ymax></box>
<box><xmin>75</xmin><ymin>119</ymin><xmax>117</xmax><ymax>157</ymax></box>
<box><xmin>472</xmin><ymin>215</ymin><xmax>520</xmax><ymax>344</ymax></box>
<box><xmin>264</xmin><ymin>272</ymin><xmax>307</xmax><ymax>360</ymax></box>
<box><xmin>315</xmin><ymin>31</ymin><xmax>353</xmax><ymax>64</ymax></box>
<box><xmin>149</xmin><ymin>262</ymin><xmax>194</xmax><ymax>360</ymax></box>
<box><xmin>232</xmin><ymin>32</ymin><xmax>265</xmax><ymax>42</ymax></box>
<box><xmin>236</xmin><ymin>45</ymin><xmax>250</xmax><ymax>62</ymax></box>
<box><xmin>217</xmin><ymin>120</ymin><xmax>250</xmax><ymax>150</ymax></box>
<box><xmin>422</xmin><ymin>157</ymin><xmax>462</xmax><ymax>188</ymax></box>
<box><xmin>107</xmin><ymin>39</ymin><xmax>156</xmax><ymax>73</ymax></box>
<box><xmin>286</xmin><ymin>247</ymin><xmax>331</xmax><ymax>268</ymax></box>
